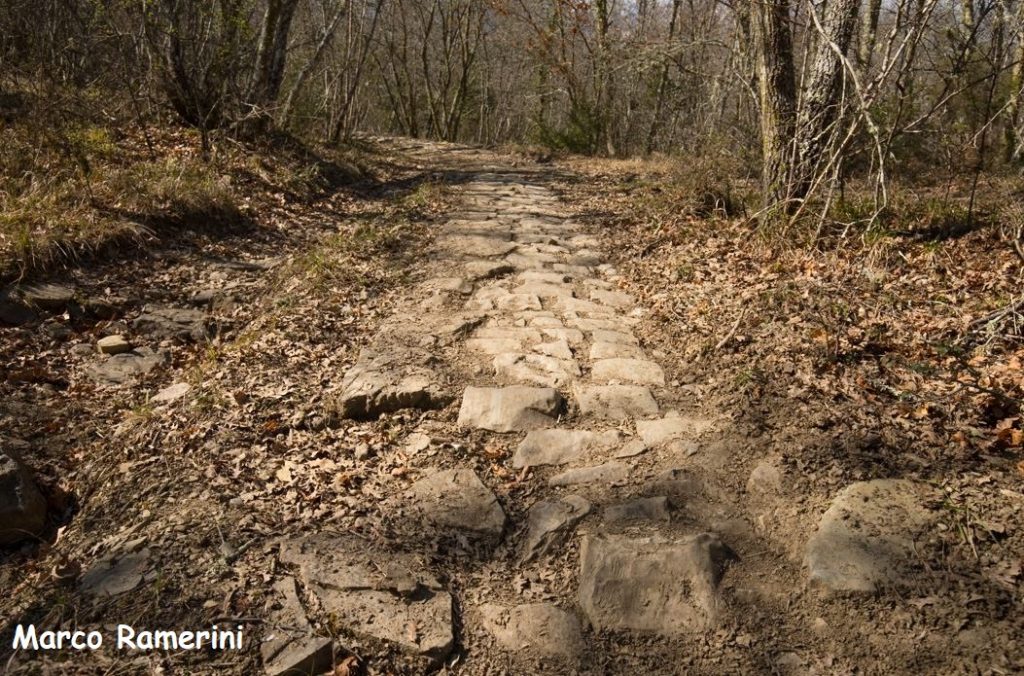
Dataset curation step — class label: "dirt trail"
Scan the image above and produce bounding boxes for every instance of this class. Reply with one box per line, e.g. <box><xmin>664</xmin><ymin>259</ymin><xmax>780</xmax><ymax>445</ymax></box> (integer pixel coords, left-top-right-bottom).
<box><xmin>3</xmin><ymin>141</ymin><xmax>1017</xmax><ymax>675</ymax></box>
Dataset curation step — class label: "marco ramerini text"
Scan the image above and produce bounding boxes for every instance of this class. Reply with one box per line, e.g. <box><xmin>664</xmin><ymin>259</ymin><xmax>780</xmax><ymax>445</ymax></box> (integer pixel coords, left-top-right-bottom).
<box><xmin>11</xmin><ymin>624</ymin><xmax>244</xmax><ymax>651</ymax></box>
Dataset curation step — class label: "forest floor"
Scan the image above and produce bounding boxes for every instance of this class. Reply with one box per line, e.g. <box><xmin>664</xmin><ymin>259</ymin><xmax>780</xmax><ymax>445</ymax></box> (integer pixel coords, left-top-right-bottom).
<box><xmin>1</xmin><ymin>137</ymin><xmax>1022</xmax><ymax>675</ymax></box>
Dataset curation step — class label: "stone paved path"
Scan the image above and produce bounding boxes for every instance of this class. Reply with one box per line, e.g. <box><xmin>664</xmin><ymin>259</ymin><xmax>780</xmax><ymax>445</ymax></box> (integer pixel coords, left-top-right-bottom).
<box><xmin>262</xmin><ymin>146</ymin><xmax>950</xmax><ymax>674</ymax></box>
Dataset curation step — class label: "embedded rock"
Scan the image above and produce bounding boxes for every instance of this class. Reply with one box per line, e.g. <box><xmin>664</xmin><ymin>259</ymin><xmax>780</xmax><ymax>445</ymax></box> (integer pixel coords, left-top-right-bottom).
<box><xmin>133</xmin><ymin>306</ymin><xmax>210</xmax><ymax>342</ymax></box>
<box><xmin>280</xmin><ymin>535</ymin><xmax>454</xmax><ymax>663</ymax></box>
<box><xmin>479</xmin><ymin>603</ymin><xmax>584</xmax><ymax>660</ymax></box>
<box><xmin>591</xmin><ymin>358</ymin><xmax>665</xmax><ymax>386</ymax></box>
<box><xmin>261</xmin><ymin>577</ymin><xmax>333</xmax><ymax>676</ymax></box>
<box><xmin>338</xmin><ymin>349</ymin><xmax>450</xmax><ymax>419</ymax></box>
<box><xmin>97</xmin><ymin>334</ymin><xmax>132</xmax><ymax>355</ymax></box>
<box><xmin>493</xmin><ymin>352</ymin><xmax>580</xmax><ymax>387</ymax></box>
<box><xmin>85</xmin><ymin>347</ymin><xmax>165</xmax><ymax>385</ymax></box>
<box><xmin>0</xmin><ymin>452</ymin><xmax>47</xmax><ymax>545</ymax></box>
<box><xmin>513</xmin><ymin>429</ymin><xmax>621</xmax><ymax>468</ymax></box>
<box><xmin>805</xmin><ymin>479</ymin><xmax>940</xmax><ymax>594</ymax></box>
<box><xmin>405</xmin><ymin>469</ymin><xmax>506</xmax><ymax>540</ymax></box>
<box><xmin>635</xmin><ymin>415</ymin><xmax>714</xmax><ymax>447</ymax></box>
<box><xmin>604</xmin><ymin>497</ymin><xmax>671</xmax><ymax>525</ymax></box>
<box><xmin>578</xmin><ymin>533</ymin><xmax>735</xmax><ymax>634</ymax></box>
<box><xmin>520</xmin><ymin>495</ymin><xmax>591</xmax><ymax>562</ymax></box>
<box><xmin>19</xmin><ymin>283</ymin><xmax>76</xmax><ymax>312</ymax></box>
<box><xmin>549</xmin><ymin>462</ymin><xmax>628</xmax><ymax>487</ymax></box>
<box><xmin>573</xmin><ymin>384</ymin><xmax>659</xmax><ymax>420</ymax></box>
<box><xmin>457</xmin><ymin>386</ymin><xmax>563</xmax><ymax>432</ymax></box>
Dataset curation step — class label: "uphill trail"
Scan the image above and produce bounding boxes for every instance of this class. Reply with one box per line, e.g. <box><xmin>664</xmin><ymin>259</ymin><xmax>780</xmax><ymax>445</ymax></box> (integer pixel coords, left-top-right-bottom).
<box><xmin>262</xmin><ymin>141</ymin><xmax>1003</xmax><ymax>675</ymax></box>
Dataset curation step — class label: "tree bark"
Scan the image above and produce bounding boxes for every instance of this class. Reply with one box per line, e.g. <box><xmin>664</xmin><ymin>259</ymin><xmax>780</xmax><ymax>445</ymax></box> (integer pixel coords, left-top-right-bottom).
<box><xmin>249</xmin><ymin>0</ymin><xmax>300</xmax><ymax>119</ymax></box>
<box><xmin>858</xmin><ymin>0</ymin><xmax>882</xmax><ymax>73</ymax></box>
<box><xmin>790</xmin><ymin>0</ymin><xmax>859</xmax><ymax>202</ymax></box>
<box><xmin>751</xmin><ymin>0</ymin><xmax>797</xmax><ymax>211</ymax></box>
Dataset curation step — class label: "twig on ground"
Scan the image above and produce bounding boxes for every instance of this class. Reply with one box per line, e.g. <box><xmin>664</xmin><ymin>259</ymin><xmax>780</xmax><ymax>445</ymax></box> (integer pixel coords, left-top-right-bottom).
<box><xmin>715</xmin><ymin>309</ymin><xmax>746</xmax><ymax>351</ymax></box>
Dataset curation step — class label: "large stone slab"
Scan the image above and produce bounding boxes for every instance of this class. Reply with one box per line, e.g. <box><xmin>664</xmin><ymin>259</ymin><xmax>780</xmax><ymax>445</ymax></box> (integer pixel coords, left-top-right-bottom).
<box><xmin>592</xmin><ymin>358</ymin><xmax>665</xmax><ymax>386</ymax></box>
<box><xmin>533</xmin><ymin>339</ymin><xmax>573</xmax><ymax>360</ymax></box>
<box><xmin>479</xmin><ymin>603</ymin><xmax>584</xmax><ymax>661</ymax></box>
<box><xmin>805</xmin><ymin>479</ymin><xmax>940</xmax><ymax>594</ymax></box>
<box><xmin>16</xmin><ymin>284</ymin><xmax>77</xmax><ymax>314</ymax></box>
<box><xmin>635</xmin><ymin>415</ymin><xmax>715</xmax><ymax>446</ymax></box>
<box><xmin>513</xmin><ymin>429</ymin><xmax>622</xmax><ymax>468</ymax></box>
<box><xmin>549</xmin><ymin>462</ymin><xmax>628</xmax><ymax>486</ymax></box>
<box><xmin>405</xmin><ymin>469</ymin><xmax>506</xmax><ymax>539</ymax></box>
<box><xmin>573</xmin><ymin>384</ymin><xmax>659</xmax><ymax>420</ymax></box>
<box><xmin>458</xmin><ymin>386</ymin><xmax>563</xmax><ymax>432</ymax></box>
<box><xmin>280</xmin><ymin>535</ymin><xmax>453</xmax><ymax>663</ymax></box>
<box><xmin>520</xmin><ymin>495</ymin><xmax>591</xmax><ymax>562</ymax></box>
<box><xmin>493</xmin><ymin>353</ymin><xmax>580</xmax><ymax>387</ymax></box>
<box><xmin>604</xmin><ymin>497</ymin><xmax>671</xmax><ymax>525</ymax></box>
<box><xmin>85</xmin><ymin>347</ymin><xmax>166</xmax><ymax>385</ymax></box>
<box><xmin>579</xmin><ymin>533</ymin><xmax>734</xmax><ymax>634</ymax></box>
<box><xmin>589</xmin><ymin>288</ymin><xmax>635</xmax><ymax>309</ymax></box>
<box><xmin>589</xmin><ymin>342</ymin><xmax>645</xmax><ymax>360</ymax></box>
<box><xmin>133</xmin><ymin>306</ymin><xmax>210</xmax><ymax>342</ymax></box>
<box><xmin>465</xmin><ymin>288</ymin><xmax>542</xmax><ymax>312</ymax></box>
<box><xmin>441</xmin><ymin>235</ymin><xmax>517</xmax><ymax>258</ymax></box>
<box><xmin>338</xmin><ymin>349</ymin><xmax>450</xmax><ymax>420</ymax></box>
<box><xmin>590</xmin><ymin>329</ymin><xmax>639</xmax><ymax>346</ymax></box>
<box><xmin>261</xmin><ymin>577</ymin><xmax>334</xmax><ymax>676</ymax></box>
<box><xmin>0</xmin><ymin>451</ymin><xmax>47</xmax><ymax>545</ymax></box>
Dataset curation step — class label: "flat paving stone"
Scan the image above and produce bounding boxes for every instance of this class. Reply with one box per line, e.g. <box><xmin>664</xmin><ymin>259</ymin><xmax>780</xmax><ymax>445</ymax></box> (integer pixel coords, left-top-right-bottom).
<box><xmin>466</xmin><ymin>338</ymin><xmax>522</xmax><ymax>355</ymax></box>
<box><xmin>280</xmin><ymin>535</ymin><xmax>453</xmax><ymax>663</ymax></box>
<box><xmin>261</xmin><ymin>577</ymin><xmax>334</xmax><ymax>676</ymax></box>
<box><xmin>441</xmin><ymin>235</ymin><xmax>517</xmax><ymax>258</ymax></box>
<box><xmin>604</xmin><ymin>497</ymin><xmax>671</xmax><ymax>525</ymax></box>
<box><xmin>636</xmin><ymin>415</ymin><xmax>715</xmax><ymax>446</ymax></box>
<box><xmin>465</xmin><ymin>260</ymin><xmax>514</xmax><ymax>280</ymax></box>
<box><xmin>549</xmin><ymin>462</ymin><xmax>628</xmax><ymax>486</ymax></box>
<box><xmin>493</xmin><ymin>352</ymin><xmax>580</xmax><ymax>387</ymax></box>
<box><xmin>589</xmin><ymin>288</ymin><xmax>635</xmax><ymax>309</ymax></box>
<box><xmin>520</xmin><ymin>495</ymin><xmax>591</xmax><ymax>562</ymax></box>
<box><xmin>579</xmin><ymin>533</ymin><xmax>734</xmax><ymax>634</ymax></box>
<box><xmin>568</xmin><ymin>317</ymin><xmax>632</xmax><ymax>332</ymax></box>
<box><xmin>457</xmin><ymin>386</ymin><xmax>564</xmax><ymax>432</ymax></box>
<box><xmin>805</xmin><ymin>479</ymin><xmax>940</xmax><ymax>594</ymax></box>
<box><xmin>592</xmin><ymin>358</ymin><xmax>666</xmax><ymax>386</ymax></box>
<box><xmin>479</xmin><ymin>603</ymin><xmax>584</xmax><ymax>661</ymax></box>
<box><xmin>589</xmin><ymin>341</ymin><xmax>645</xmax><ymax>360</ymax></box>
<box><xmin>574</xmin><ymin>384</ymin><xmax>659</xmax><ymax>420</ymax></box>
<box><xmin>533</xmin><ymin>339</ymin><xmax>573</xmax><ymax>360</ymax></box>
<box><xmin>85</xmin><ymin>347</ymin><xmax>166</xmax><ymax>385</ymax></box>
<box><xmin>513</xmin><ymin>282</ymin><xmax>576</xmax><ymax>299</ymax></box>
<box><xmin>519</xmin><ymin>271</ymin><xmax>571</xmax><ymax>284</ymax></box>
<box><xmin>466</xmin><ymin>289</ymin><xmax>543</xmax><ymax>312</ymax></box>
<box><xmin>338</xmin><ymin>349</ymin><xmax>450</xmax><ymax>419</ymax></box>
<box><xmin>591</xmin><ymin>329</ymin><xmax>639</xmax><ymax>346</ymax></box>
<box><xmin>133</xmin><ymin>306</ymin><xmax>210</xmax><ymax>342</ymax></box>
<box><xmin>513</xmin><ymin>429</ymin><xmax>622</xmax><ymax>468</ymax></box>
<box><xmin>475</xmin><ymin>326</ymin><xmax>543</xmax><ymax>342</ymax></box>
<box><xmin>406</xmin><ymin>468</ymin><xmax>507</xmax><ymax>539</ymax></box>
<box><xmin>540</xmin><ymin>327</ymin><xmax>585</xmax><ymax>345</ymax></box>
<box><xmin>555</xmin><ymin>297</ymin><xmax>613</xmax><ymax>315</ymax></box>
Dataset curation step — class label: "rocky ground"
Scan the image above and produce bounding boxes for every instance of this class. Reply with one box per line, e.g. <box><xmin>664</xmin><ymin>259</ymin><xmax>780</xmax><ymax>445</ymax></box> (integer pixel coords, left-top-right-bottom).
<box><xmin>2</xmin><ymin>140</ymin><xmax>1022</xmax><ymax>675</ymax></box>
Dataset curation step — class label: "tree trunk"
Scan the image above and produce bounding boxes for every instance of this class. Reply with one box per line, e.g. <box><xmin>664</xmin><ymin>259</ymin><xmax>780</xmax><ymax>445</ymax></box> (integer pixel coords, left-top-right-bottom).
<box><xmin>858</xmin><ymin>0</ymin><xmax>882</xmax><ymax>73</ymax></box>
<box><xmin>790</xmin><ymin>0</ymin><xmax>859</xmax><ymax>202</ymax></box>
<box><xmin>751</xmin><ymin>0</ymin><xmax>797</xmax><ymax>211</ymax></box>
<box><xmin>1005</xmin><ymin>0</ymin><xmax>1024</xmax><ymax>161</ymax></box>
<box><xmin>645</xmin><ymin>0</ymin><xmax>682</xmax><ymax>154</ymax></box>
<box><xmin>249</xmin><ymin>0</ymin><xmax>300</xmax><ymax>120</ymax></box>
<box><xmin>279</xmin><ymin>1</ymin><xmax>348</xmax><ymax>127</ymax></box>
